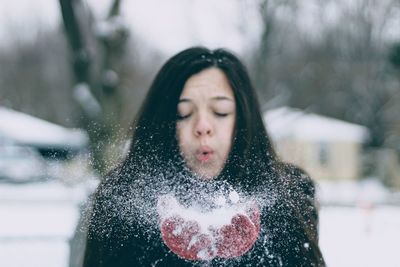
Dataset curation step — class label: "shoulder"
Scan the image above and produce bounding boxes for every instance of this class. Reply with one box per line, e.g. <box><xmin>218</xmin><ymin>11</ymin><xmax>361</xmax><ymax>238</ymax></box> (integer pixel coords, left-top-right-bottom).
<box><xmin>276</xmin><ymin>161</ymin><xmax>316</xmax><ymax>199</ymax></box>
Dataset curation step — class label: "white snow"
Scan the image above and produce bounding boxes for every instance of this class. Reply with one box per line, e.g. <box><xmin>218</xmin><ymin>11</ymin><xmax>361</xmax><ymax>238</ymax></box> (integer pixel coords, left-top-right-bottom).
<box><xmin>264</xmin><ymin>106</ymin><xmax>369</xmax><ymax>142</ymax></box>
<box><xmin>0</xmin><ymin>107</ymin><xmax>88</xmax><ymax>148</ymax></box>
<box><xmin>0</xmin><ymin>181</ymin><xmax>90</xmax><ymax>204</ymax></box>
<box><xmin>229</xmin><ymin>190</ymin><xmax>240</xmax><ymax>204</ymax></box>
<box><xmin>157</xmin><ymin>194</ymin><xmax>252</xmax><ymax>232</ymax></box>
<box><xmin>0</xmin><ymin>241</ymin><xmax>69</xmax><ymax>267</ymax></box>
<box><xmin>214</xmin><ymin>194</ymin><xmax>227</xmax><ymax>207</ymax></box>
<box><xmin>319</xmin><ymin>206</ymin><xmax>400</xmax><ymax>267</ymax></box>
<box><xmin>316</xmin><ymin>179</ymin><xmax>400</xmax><ymax>267</ymax></box>
<box><xmin>0</xmin><ymin>181</ymin><xmax>93</xmax><ymax>267</ymax></box>
<box><xmin>0</xmin><ymin>180</ymin><xmax>399</xmax><ymax>266</ymax></box>
<box><xmin>317</xmin><ymin>179</ymin><xmax>391</xmax><ymax>206</ymax></box>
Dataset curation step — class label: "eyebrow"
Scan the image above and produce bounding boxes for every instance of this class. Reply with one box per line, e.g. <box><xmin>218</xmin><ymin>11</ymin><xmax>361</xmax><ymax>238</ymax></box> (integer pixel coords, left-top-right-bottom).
<box><xmin>211</xmin><ymin>96</ymin><xmax>234</xmax><ymax>102</ymax></box>
<box><xmin>178</xmin><ymin>96</ymin><xmax>234</xmax><ymax>103</ymax></box>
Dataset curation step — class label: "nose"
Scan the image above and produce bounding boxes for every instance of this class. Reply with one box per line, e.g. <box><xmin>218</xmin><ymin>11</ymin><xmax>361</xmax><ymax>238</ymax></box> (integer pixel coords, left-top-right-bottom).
<box><xmin>194</xmin><ymin>114</ymin><xmax>213</xmax><ymax>137</ymax></box>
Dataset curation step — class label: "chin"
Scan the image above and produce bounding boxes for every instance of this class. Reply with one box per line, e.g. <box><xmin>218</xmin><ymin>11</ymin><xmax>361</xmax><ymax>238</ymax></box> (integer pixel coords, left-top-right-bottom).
<box><xmin>199</xmin><ymin>174</ymin><xmax>215</xmax><ymax>180</ymax></box>
<box><xmin>194</xmin><ymin>168</ymin><xmax>220</xmax><ymax>180</ymax></box>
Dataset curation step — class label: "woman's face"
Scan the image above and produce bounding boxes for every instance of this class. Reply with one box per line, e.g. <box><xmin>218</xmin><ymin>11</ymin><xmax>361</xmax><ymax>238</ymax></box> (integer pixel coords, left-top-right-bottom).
<box><xmin>176</xmin><ymin>68</ymin><xmax>236</xmax><ymax>179</ymax></box>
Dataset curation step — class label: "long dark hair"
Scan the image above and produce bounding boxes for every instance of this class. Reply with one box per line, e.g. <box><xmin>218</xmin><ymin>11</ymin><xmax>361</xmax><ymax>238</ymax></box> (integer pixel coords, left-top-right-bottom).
<box><xmin>118</xmin><ymin>47</ymin><xmax>278</xmax><ymax>190</ymax></box>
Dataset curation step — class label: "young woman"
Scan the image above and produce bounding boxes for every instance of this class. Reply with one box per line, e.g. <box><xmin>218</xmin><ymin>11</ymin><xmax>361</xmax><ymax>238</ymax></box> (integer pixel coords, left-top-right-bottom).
<box><xmin>83</xmin><ymin>47</ymin><xmax>326</xmax><ymax>266</ymax></box>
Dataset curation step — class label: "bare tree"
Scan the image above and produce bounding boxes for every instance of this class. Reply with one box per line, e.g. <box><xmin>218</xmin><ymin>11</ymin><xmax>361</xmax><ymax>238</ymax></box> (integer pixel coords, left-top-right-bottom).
<box><xmin>0</xmin><ymin>28</ymin><xmax>78</xmax><ymax>126</ymax></box>
<box><xmin>250</xmin><ymin>0</ymin><xmax>299</xmax><ymax>105</ymax></box>
<box><xmin>59</xmin><ymin>0</ymin><xmax>129</xmax><ymax>175</ymax></box>
<box><xmin>251</xmin><ymin>0</ymin><xmax>400</xmax><ymax>150</ymax></box>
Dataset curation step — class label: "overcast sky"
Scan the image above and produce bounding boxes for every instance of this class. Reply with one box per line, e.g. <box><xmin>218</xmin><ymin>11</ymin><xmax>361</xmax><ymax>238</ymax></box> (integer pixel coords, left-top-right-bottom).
<box><xmin>0</xmin><ymin>0</ymin><xmax>398</xmax><ymax>56</ymax></box>
<box><xmin>0</xmin><ymin>0</ymin><xmax>261</xmax><ymax>56</ymax></box>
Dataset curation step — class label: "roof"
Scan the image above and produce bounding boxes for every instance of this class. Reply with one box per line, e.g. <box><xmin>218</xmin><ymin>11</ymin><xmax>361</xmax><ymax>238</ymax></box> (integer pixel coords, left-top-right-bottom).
<box><xmin>263</xmin><ymin>106</ymin><xmax>369</xmax><ymax>143</ymax></box>
<box><xmin>0</xmin><ymin>107</ymin><xmax>88</xmax><ymax>149</ymax></box>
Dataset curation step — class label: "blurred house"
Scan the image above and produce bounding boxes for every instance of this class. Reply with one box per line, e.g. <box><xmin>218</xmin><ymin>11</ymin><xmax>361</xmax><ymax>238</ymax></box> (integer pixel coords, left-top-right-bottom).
<box><xmin>0</xmin><ymin>107</ymin><xmax>90</xmax><ymax>183</ymax></box>
<box><xmin>372</xmin><ymin>148</ymin><xmax>400</xmax><ymax>190</ymax></box>
<box><xmin>264</xmin><ymin>107</ymin><xmax>369</xmax><ymax>181</ymax></box>
<box><xmin>0</xmin><ymin>107</ymin><xmax>88</xmax><ymax>159</ymax></box>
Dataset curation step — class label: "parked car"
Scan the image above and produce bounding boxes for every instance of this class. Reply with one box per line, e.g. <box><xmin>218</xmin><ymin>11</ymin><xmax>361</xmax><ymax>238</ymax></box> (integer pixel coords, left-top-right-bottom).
<box><xmin>0</xmin><ymin>145</ymin><xmax>48</xmax><ymax>183</ymax></box>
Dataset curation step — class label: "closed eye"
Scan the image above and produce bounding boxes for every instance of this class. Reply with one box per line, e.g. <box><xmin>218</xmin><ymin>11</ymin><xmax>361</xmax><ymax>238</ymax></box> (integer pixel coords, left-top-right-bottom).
<box><xmin>177</xmin><ymin>113</ymin><xmax>191</xmax><ymax>120</ymax></box>
<box><xmin>214</xmin><ymin>112</ymin><xmax>229</xmax><ymax>117</ymax></box>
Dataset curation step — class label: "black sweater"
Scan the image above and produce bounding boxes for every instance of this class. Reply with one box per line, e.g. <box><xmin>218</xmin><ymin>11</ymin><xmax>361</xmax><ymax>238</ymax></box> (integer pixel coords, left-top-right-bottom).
<box><xmin>83</xmin><ymin>165</ymin><xmax>325</xmax><ymax>267</ymax></box>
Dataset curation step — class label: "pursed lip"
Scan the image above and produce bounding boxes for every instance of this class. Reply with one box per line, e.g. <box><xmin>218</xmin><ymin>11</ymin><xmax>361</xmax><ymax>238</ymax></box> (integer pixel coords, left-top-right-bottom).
<box><xmin>195</xmin><ymin>146</ymin><xmax>214</xmax><ymax>162</ymax></box>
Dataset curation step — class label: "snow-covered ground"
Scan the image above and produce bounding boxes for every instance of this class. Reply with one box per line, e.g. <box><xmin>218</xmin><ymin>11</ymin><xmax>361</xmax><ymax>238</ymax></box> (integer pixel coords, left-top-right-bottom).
<box><xmin>0</xmin><ymin>182</ymin><xmax>93</xmax><ymax>267</ymax></box>
<box><xmin>0</xmin><ymin>181</ymin><xmax>399</xmax><ymax>267</ymax></box>
<box><xmin>320</xmin><ymin>206</ymin><xmax>400</xmax><ymax>267</ymax></box>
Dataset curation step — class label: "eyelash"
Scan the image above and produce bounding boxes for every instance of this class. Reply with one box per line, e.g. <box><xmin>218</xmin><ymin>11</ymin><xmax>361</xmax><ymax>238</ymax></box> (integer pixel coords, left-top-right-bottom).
<box><xmin>214</xmin><ymin>112</ymin><xmax>229</xmax><ymax>117</ymax></box>
<box><xmin>177</xmin><ymin>112</ymin><xmax>229</xmax><ymax>120</ymax></box>
<box><xmin>177</xmin><ymin>114</ymin><xmax>191</xmax><ymax>120</ymax></box>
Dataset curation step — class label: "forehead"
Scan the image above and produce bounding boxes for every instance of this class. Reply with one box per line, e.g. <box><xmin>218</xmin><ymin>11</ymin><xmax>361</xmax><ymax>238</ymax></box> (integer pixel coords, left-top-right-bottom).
<box><xmin>180</xmin><ymin>68</ymin><xmax>234</xmax><ymax>99</ymax></box>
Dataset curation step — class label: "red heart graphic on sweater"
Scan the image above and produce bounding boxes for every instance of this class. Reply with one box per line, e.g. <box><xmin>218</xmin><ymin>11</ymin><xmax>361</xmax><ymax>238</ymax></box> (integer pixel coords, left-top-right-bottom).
<box><xmin>160</xmin><ymin>216</ymin><xmax>215</xmax><ymax>260</ymax></box>
<box><xmin>215</xmin><ymin>213</ymin><xmax>259</xmax><ymax>258</ymax></box>
<box><xmin>159</xmin><ymin>196</ymin><xmax>260</xmax><ymax>260</ymax></box>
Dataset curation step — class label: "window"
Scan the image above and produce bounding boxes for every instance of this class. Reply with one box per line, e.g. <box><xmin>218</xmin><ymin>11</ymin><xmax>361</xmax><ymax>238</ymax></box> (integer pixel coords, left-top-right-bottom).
<box><xmin>317</xmin><ymin>142</ymin><xmax>329</xmax><ymax>167</ymax></box>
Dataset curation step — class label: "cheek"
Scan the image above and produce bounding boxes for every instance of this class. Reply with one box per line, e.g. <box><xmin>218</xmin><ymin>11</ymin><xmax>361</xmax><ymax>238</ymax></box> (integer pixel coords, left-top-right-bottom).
<box><xmin>227</xmin><ymin>120</ymin><xmax>236</xmax><ymax>141</ymax></box>
<box><xmin>176</xmin><ymin>123</ymin><xmax>191</xmax><ymax>154</ymax></box>
<box><xmin>218</xmin><ymin>119</ymin><xmax>236</xmax><ymax>155</ymax></box>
